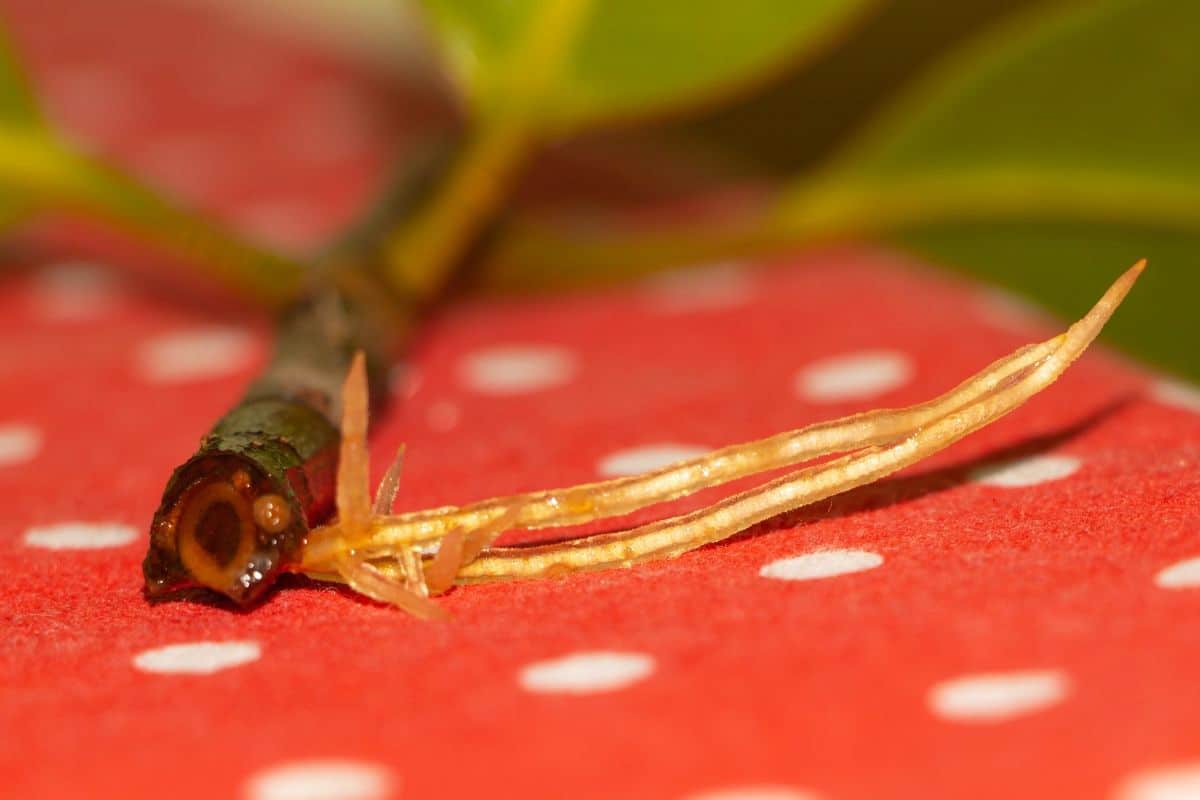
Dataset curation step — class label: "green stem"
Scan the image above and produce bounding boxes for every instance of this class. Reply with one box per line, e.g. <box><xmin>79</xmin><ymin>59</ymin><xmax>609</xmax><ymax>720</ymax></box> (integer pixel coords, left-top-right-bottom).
<box><xmin>779</xmin><ymin>168</ymin><xmax>1200</xmax><ymax>239</ymax></box>
<box><xmin>379</xmin><ymin>0</ymin><xmax>593</xmax><ymax>300</ymax></box>
<box><xmin>0</xmin><ymin>128</ymin><xmax>302</xmax><ymax>307</ymax></box>
<box><xmin>381</xmin><ymin>119</ymin><xmax>533</xmax><ymax>298</ymax></box>
<box><xmin>484</xmin><ymin>167</ymin><xmax>1200</xmax><ymax>289</ymax></box>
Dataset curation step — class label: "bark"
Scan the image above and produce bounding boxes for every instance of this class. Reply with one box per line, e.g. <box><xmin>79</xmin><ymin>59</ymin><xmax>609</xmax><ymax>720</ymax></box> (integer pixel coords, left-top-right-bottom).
<box><xmin>143</xmin><ymin>137</ymin><xmax>460</xmax><ymax>605</ymax></box>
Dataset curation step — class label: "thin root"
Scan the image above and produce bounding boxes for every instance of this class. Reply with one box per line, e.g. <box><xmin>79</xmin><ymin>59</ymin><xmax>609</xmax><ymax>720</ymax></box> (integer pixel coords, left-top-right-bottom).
<box><xmin>300</xmin><ymin>262</ymin><xmax>1144</xmax><ymax>612</ymax></box>
<box><xmin>423</xmin><ymin>508</ymin><xmax>521</xmax><ymax>595</ymax></box>
<box><xmin>311</xmin><ymin>353</ymin><xmax>443</xmax><ymax>615</ymax></box>
<box><xmin>304</xmin><ymin>337</ymin><xmax>1058</xmax><ymax>563</ymax></box>
<box><xmin>335</xmin><ymin>553</ymin><xmax>447</xmax><ymax>620</ymax></box>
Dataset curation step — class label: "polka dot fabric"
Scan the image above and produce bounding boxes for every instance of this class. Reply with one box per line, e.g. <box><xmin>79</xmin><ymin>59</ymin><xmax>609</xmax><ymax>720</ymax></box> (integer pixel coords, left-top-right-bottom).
<box><xmin>4</xmin><ymin>2</ymin><xmax>1200</xmax><ymax>799</ymax></box>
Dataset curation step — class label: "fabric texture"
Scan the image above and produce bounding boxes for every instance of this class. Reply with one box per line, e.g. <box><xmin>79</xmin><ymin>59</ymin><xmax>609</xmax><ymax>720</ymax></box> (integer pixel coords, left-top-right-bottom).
<box><xmin>3</xmin><ymin>2</ymin><xmax>1200</xmax><ymax>799</ymax></box>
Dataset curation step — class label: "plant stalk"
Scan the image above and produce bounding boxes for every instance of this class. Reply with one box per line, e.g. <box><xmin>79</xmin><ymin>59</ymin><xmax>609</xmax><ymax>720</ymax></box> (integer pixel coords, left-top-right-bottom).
<box><xmin>0</xmin><ymin>128</ymin><xmax>303</xmax><ymax>306</ymax></box>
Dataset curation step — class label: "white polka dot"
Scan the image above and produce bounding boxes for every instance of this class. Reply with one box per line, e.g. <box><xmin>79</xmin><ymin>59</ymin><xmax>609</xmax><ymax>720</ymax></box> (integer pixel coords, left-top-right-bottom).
<box><xmin>1153</xmin><ymin>379</ymin><xmax>1200</xmax><ymax>414</ymax></box>
<box><xmin>425</xmin><ymin>400</ymin><xmax>461</xmax><ymax>432</ymax></box>
<box><xmin>686</xmin><ymin>788</ymin><xmax>821</xmax><ymax>800</ymax></box>
<box><xmin>43</xmin><ymin>65</ymin><xmax>138</xmax><ymax>144</ymax></box>
<box><xmin>759</xmin><ymin>549</ymin><xmax>884</xmax><ymax>581</ymax></box>
<box><xmin>197</xmin><ymin>55</ymin><xmax>280</xmax><ymax>110</ymax></box>
<box><xmin>284</xmin><ymin>81</ymin><xmax>377</xmax><ymax>165</ymax></box>
<box><xmin>641</xmin><ymin>262</ymin><xmax>754</xmax><ymax>313</ymax></box>
<box><xmin>458</xmin><ymin>346</ymin><xmax>577</xmax><ymax>395</ymax></box>
<box><xmin>390</xmin><ymin>364</ymin><xmax>421</xmax><ymax>398</ymax></box>
<box><xmin>1155</xmin><ymin>557</ymin><xmax>1200</xmax><ymax>589</ymax></box>
<box><xmin>1116</xmin><ymin>762</ymin><xmax>1200</xmax><ymax>800</ymax></box>
<box><xmin>969</xmin><ymin>454</ymin><xmax>1081</xmax><ymax>487</ymax></box>
<box><xmin>796</xmin><ymin>351</ymin><xmax>912</xmax><ymax>402</ymax></box>
<box><xmin>519</xmin><ymin>651</ymin><xmax>655</xmax><ymax>694</ymax></box>
<box><xmin>134</xmin><ymin>137</ymin><xmax>229</xmax><ymax>199</ymax></box>
<box><xmin>977</xmin><ymin>287</ymin><xmax>1056</xmax><ymax>334</ymax></box>
<box><xmin>31</xmin><ymin>262</ymin><xmax>120</xmax><ymax>320</ymax></box>
<box><xmin>0</xmin><ymin>423</ymin><xmax>41</xmax><ymax>466</ymax></box>
<box><xmin>132</xmin><ymin>641</ymin><xmax>261</xmax><ymax>675</ymax></box>
<box><xmin>23</xmin><ymin>522</ymin><xmax>138</xmax><ymax>550</ymax></box>
<box><xmin>237</xmin><ymin>202</ymin><xmax>328</xmax><ymax>251</ymax></box>
<box><xmin>245</xmin><ymin>760</ymin><xmax>393</xmax><ymax>800</ymax></box>
<box><xmin>137</xmin><ymin>326</ymin><xmax>255</xmax><ymax>383</ymax></box>
<box><xmin>928</xmin><ymin>669</ymin><xmax>1069</xmax><ymax>723</ymax></box>
<box><xmin>596</xmin><ymin>443</ymin><xmax>709</xmax><ymax>477</ymax></box>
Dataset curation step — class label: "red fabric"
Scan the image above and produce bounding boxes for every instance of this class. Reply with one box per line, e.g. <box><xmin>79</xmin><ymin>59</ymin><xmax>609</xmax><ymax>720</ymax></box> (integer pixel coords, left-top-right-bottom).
<box><xmin>4</xmin><ymin>2</ymin><xmax>1200</xmax><ymax>799</ymax></box>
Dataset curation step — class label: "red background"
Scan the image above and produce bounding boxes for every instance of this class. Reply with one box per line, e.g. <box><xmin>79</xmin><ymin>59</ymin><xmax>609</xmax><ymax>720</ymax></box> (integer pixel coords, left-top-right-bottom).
<box><xmin>2</xmin><ymin>1</ymin><xmax>1199</xmax><ymax>798</ymax></box>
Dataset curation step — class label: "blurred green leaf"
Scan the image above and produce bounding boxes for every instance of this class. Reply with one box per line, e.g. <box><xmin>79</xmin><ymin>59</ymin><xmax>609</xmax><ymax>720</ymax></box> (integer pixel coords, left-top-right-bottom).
<box><xmin>0</xmin><ymin>20</ymin><xmax>301</xmax><ymax>305</ymax></box>
<box><xmin>671</xmin><ymin>0</ymin><xmax>1045</xmax><ymax>175</ymax></box>
<box><xmin>776</xmin><ymin>0</ymin><xmax>1200</xmax><ymax>230</ymax></box>
<box><xmin>418</xmin><ymin>0</ymin><xmax>876</xmax><ymax>132</ymax></box>
<box><xmin>0</xmin><ymin>24</ymin><xmax>45</xmax><ymax>229</ymax></box>
<box><xmin>399</xmin><ymin>0</ymin><xmax>876</xmax><ymax>298</ymax></box>
<box><xmin>826</xmin><ymin>0</ymin><xmax>1197</xmax><ymax>182</ymax></box>
<box><xmin>785</xmin><ymin>0</ymin><xmax>1199</xmax><ymax>375</ymax></box>
<box><xmin>488</xmin><ymin>0</ymin><xmax>1200</xmax><ymax>383</ymax></box>
<box><xmin>906</xmin><ymin>224</ymin><xmax>1200</xmax><ymax>380</ymax></box>
<box><xmin>0</xmin><ymin>26</ymin><xmax>41</xmax><ymax>128</ymax></box>
<box><xmin>0</xmin><ymin>125</ymin><xmax>301</xmax><ymax>305</ymax></box>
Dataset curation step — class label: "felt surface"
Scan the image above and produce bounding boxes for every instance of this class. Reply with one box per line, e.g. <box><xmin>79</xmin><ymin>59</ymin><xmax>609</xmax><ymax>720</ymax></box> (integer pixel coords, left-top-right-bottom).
<box><xmin>3</xmin><ymin>2</ymin><xmax>1200</xmax><ymax>800</ymax></box>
